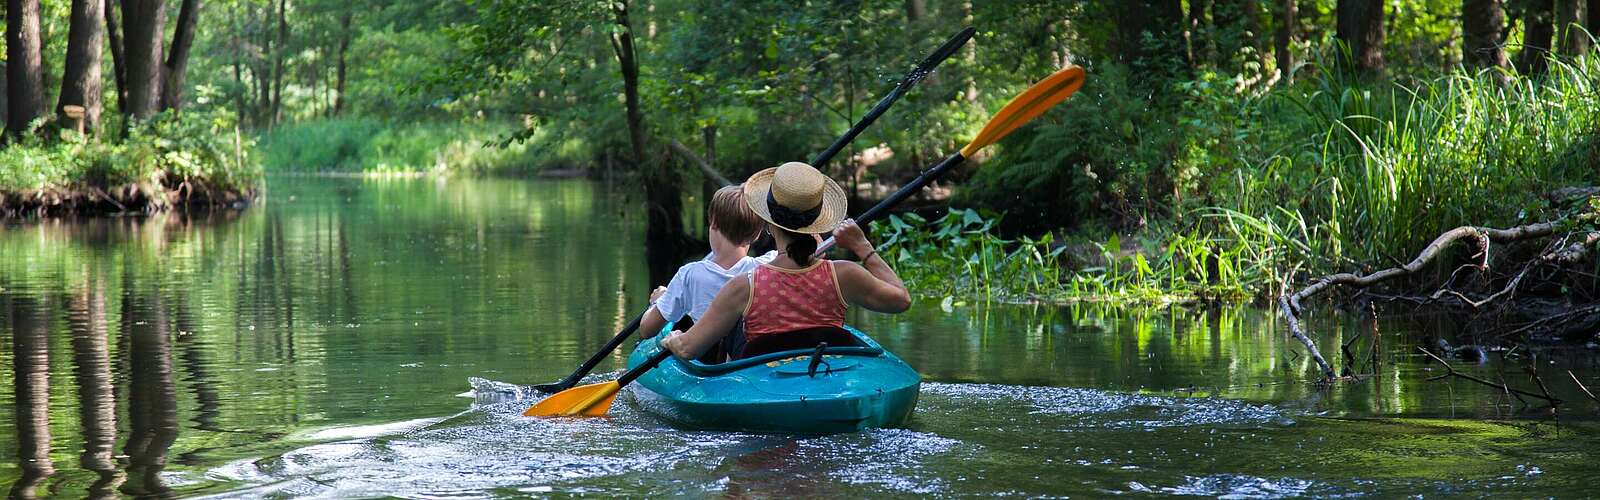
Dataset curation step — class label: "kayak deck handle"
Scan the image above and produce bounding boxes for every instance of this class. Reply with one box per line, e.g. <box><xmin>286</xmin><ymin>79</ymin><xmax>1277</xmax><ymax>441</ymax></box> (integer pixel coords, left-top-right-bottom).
<box><xmin>808</xmin><ymin>342</ymin><xmax>831</xmax><ymax>378</ymax></box>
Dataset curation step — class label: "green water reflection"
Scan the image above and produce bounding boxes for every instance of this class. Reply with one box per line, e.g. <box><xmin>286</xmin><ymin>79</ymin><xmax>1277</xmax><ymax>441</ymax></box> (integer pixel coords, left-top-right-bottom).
<box><xmin>0</xmin><ymin>176</ymin><xmax>1596</xmax><ymax>497</ymax></box>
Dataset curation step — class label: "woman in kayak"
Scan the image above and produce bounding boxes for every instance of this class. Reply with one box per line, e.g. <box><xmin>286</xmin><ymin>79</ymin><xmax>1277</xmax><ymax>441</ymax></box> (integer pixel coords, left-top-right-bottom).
<box><xmin>660</xmin><ymin>161</ymin><xmax>911</xmax><ymax>361</ymax></box>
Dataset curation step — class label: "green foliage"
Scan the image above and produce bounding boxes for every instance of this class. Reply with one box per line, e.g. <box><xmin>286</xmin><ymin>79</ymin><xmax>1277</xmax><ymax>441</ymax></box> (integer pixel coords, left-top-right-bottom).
<box><xmin>0</xmin><ymin>110</ymin><xmax>258</xmax><ymax>192</ymax></box>
<box><xmin>257</xmin><ymin>118</ymin><xmax>550</xmax><ymax>174</ymax></box>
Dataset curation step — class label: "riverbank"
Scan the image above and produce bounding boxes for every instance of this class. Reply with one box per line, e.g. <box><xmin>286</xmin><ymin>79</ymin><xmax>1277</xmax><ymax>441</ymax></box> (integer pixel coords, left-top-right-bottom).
<box><xmin>0</xmin><ymin>112</ymin><xmax>261</xmax><ymax>218</ymax></box>
<box><xmin>885</xmin><ymin>55</ymin><xmax>1600</xmax><ymax>307</ymax></box>
<box><xmin>257</xmin><ymin>118</ymin><xmax>554</xmax><ymax>175</ymax></box>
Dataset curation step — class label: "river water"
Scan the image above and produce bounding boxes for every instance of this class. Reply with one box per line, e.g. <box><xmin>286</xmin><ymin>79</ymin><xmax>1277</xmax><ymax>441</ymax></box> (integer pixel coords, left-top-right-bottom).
<box><xmin>0</xmin><ymin>176</ymin><xmax>1596</xmax><ymax>498</ymax></box>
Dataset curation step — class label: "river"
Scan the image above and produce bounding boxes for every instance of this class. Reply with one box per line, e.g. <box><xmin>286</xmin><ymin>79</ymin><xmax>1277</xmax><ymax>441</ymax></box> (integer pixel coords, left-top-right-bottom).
<box><xmin>0</xmin><ymin>175</ymin><xmax>1595</xmax><ymax>497</ymax></box>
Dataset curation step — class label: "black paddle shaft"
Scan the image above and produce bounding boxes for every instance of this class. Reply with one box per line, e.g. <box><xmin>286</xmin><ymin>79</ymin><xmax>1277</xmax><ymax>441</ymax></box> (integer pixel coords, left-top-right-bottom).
<box><xmin>808</xmin><ymin>27</ymin><xmax>975</xmax><ymax>168</ymax></box>
<box><xmin>617</xmin><ymin>349</ymin><xmax>674</xmax><ymax>387</ymax></box>
<box><xmin>819</xmin><ymin>152</ymin><xmax>967</xmax><ymax>254</ymax></box>
<box><xmin>534</xmin><ymin>313</ymin><xmax>643</xmax><ymax>393</ymax></box>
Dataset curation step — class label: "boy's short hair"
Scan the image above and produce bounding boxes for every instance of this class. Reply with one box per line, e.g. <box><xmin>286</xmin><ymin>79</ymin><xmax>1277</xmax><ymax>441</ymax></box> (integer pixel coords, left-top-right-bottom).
<box><xmin>709</xmin><ymin>185</ymin><xmax>763</xmax><ymax>245</ymax></box>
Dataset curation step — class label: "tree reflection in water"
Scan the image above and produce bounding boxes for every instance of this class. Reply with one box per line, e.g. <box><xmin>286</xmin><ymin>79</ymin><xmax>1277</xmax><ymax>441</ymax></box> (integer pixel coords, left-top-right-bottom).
<box><xmin>118</xmin><ymin>290</ymin><xmax>180</xmax><ymax>498</ymax></box>
<box><xmin>7</xmin><ymin>296</ymin><xmax>54</xmax><ymax>499</ymax></box>
<box><xmin>69</xmin><ymin>278</ymin><xmax>125</xmax><ymax>498</ymax></box>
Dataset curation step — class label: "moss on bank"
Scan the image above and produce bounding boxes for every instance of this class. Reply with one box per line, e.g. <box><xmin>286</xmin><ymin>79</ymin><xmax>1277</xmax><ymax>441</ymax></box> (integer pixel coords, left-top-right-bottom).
<box><xmin>0</xmin><ymin>111</ymin><xmax>261</xmax><ymax>217</ymax></box>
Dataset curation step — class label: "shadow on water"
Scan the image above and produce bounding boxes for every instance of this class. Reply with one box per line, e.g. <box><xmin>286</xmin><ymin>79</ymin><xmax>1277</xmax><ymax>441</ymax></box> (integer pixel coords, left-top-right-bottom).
<box><xmin>1</xmin><ymin>176</ymin><xmax>1599</xmax><ymax>497</ymax></box>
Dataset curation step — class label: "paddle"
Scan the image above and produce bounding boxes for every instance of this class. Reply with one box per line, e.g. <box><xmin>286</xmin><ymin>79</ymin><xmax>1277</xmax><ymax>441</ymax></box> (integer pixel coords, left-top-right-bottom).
<box><xmin>525</xmin><ymin>64</ymin><xmax>1088</xmax><ymax>418</ymax></box>
<box><xmin>531</xmin><ymin>27</ymin><xmax>976</xmax><ymax>395</ymax></box>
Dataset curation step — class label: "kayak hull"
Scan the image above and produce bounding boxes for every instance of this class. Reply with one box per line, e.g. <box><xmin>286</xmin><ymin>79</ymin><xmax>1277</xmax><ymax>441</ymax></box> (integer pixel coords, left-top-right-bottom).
<box><xmin>627</xmin><ymin>326</ymin><xmax>920</xmax><ymax>434</ymax></box>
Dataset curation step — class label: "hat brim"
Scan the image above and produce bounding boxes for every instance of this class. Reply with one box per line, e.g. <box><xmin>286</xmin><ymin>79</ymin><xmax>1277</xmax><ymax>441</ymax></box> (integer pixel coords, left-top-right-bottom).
<box><xmin>743</xmin><ymin>167</ymin><xmax>849</xmax><ymax>234</ymax></box>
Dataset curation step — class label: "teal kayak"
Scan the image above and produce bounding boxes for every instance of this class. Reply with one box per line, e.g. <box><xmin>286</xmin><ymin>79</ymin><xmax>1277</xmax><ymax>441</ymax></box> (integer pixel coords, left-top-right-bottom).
<box><xmin>627</xmin><ymin>325</ymin><xmax>920</xmax><ymax>434</ymax></box>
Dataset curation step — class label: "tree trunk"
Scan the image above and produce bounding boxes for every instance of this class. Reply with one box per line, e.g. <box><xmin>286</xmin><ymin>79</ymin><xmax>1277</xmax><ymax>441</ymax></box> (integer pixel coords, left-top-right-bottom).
<box><xmin>1519</xmin><ymin>0</ymin><xmax>1554</xmax><ymax>75</ymax></box>
<box><xmin>1555</xmin><ymin>0</ymin><xmax>1589</xmax><ymax>55</ymax></box>
<box><xmin>160</xmin><ymin>0</ymin><xmax>200</xmax><ymax>111</ymax></box>
<box><xmin>59</xmin><ymin>0</ymin><xmax>105</xmax><ymax>134</ymax></box>
<box><xmin>6</xmin><ymin>0</ymin><xmax>46</xmax><ymax>138</ymax></box>
<box><xmin>1114</xmin><ymin>0</ymin><xmax>1189</xmax><ymax>82</ymax></box>
<box><xmin>904</xmin><ymin>0</ymin><xmax>925</xmax><ymax>22</ymax></box>
<box><xmin>1336</xmin><ymin>0</ymin><xmax>1385</xmax><ymax>73</ymax></box>
<box><xmin>1463</xmin><ymin>0</ymin><xmax>1510</xmax><ymax>70</ymax></box>
<box><xmin>612</xmin><ymin>1</ymin><xmax>690</xmax><ymax>287</ymax></box>
<box><xmin>121</xmin><ymin>0</ymin><xmax>166</xmax><ymax>120</ymax></box>
<box><xmin>271</xmin><ymin>0</ymin><xmax>288</xmax><ymax>125</ymax></box>
<box><xmin>333</xmin><ymin>9</ymin><xmax>351</xmax><ymax>114</ymax></box>
<box><xmin>104</xmin><ymin>0</ymin><xmax>128</xmax><ymax>119</ymax></box>
<box><xmin>1275</xmin><ymin>0</ymin><xmax>1297</xmax><ymax>81</ymax></box>
<box><xmin>1187</xmin><ymin>0</ymin><xmax>1214</xmax><ymax>67</ymax></box>
<box><xmin>1591</xmin><ymin>0</ymin><xmax>1600</xmax><ymax>51</ymax></box>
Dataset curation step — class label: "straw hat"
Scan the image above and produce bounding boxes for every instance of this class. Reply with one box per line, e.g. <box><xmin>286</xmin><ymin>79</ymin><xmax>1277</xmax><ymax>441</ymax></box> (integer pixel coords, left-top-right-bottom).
<box><xmin>743</xmin><ymin>161</ymin><xmax>848</xmax><ymax>234</ymax></box>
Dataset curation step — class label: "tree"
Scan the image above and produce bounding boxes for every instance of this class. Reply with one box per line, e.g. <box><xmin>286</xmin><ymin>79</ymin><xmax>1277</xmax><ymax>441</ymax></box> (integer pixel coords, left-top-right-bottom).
<box><xmin>160</xmin><ymin>0</ymin><xmax>202</xmax><ymax>111</ymax></box>
<box><xmin>1463</xmin><ymin>0</ymin><xmax>1509</xmax><ymax>71</ymax></box>
<box><xmin>7</xmin><ymin>0</ymin><xmax>47</xmax><ymax>137</ymax></box>
<box><xmin>1275</xmin><ymin>0</ymin><xmax>1297</xmax><ymax>81</ymax></box>
<box><xmin>105</xmin><ymin>0</ymin><xmax>129</xmax><ymax>117</ymax></box>
<box><xmin>1518</xmin><ymin>0</ymin><xmax>1554</xmax><ymax>75</ymax></box>
<box><xmin>333</xmin><ymin>8</ymin><xmax>352</xmax><ymax>114</ymax></box>
<box><xmin>1336</xmin><ymin>0</ymin><xmax>1385</xmax><ymax>73</ymax></box>
<box><xmin>59</xmin><ymin>0</ymin><xmax>106</xmax><ymax>133</ymax></box>
<box><xmin>272</xmin><ymin>0</ymin><xmax>289</xmax><ymax>125</ymax></box>
<box><xmin>1555</xmin><ymin>0</ymin><xmax>1588</xmax><ymax>55</ymax></box>
<box><xmin>1114</xmin><ymin>0</ymin><xmax>1189</xmax><ymax>82</ymax></box>
<box><xmin>122</xmin><ymin>0</ymin><xmax>167</xmax><ymax>119</ymax></box>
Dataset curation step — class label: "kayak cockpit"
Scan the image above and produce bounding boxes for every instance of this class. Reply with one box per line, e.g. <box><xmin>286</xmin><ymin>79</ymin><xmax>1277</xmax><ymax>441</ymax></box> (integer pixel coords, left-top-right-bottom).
<box><xmin>678</xmin><ymin>326</ymin><xmax>883</xmax><ymax>376</ymax></box>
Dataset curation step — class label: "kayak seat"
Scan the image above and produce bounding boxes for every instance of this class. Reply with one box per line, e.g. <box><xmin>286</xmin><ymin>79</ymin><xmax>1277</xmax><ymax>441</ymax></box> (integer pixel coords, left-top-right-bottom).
<box><xmin>678</xmin><ymin>327</ymin><xmax>883</xmax><ymax>376</ymax></box>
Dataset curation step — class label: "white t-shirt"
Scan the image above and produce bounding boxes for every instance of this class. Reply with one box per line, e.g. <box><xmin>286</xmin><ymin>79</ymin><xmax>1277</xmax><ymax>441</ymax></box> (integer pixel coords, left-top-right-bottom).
<box><xmin>655</xmin><ymin>251</ymin><xmax>778</xmax><ymax>322</ymax></box>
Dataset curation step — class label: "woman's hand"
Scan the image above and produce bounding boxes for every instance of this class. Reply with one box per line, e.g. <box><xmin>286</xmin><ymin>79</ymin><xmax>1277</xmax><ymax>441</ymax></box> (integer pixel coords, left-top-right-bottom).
<box><xmin>658</xmin><ymin>330</ymin><xmax>691</xmax><ymax>358</ymax></box>
<box><xmin>832</xmin><ymin>219</ymin><xmax>874</xmax><ymax>257</ymax></box>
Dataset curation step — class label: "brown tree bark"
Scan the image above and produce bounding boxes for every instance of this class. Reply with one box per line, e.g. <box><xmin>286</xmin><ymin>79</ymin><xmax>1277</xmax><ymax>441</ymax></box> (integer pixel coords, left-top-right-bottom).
<box><xmin>1463</xmin><ymin>0</ymin><xmax>1510</xmax><ymax>70</ymax></box>
<box><xmin>1275</xmin><ymin>0</ymin><xmax>1297</xmax><ymax>81</ymax></box>
<box><xmin>59</xmin><ymin>0</ymin><xmax>105</xmax><ymax>134</ymax></box>
<box><xmin>104</xmin><ymin>0</ymin><xmax>128</xmax><ymax>119</ymax></box>
<box><xmin>1555</xmin><ymin>0</ymin><xmax>1589</xmax><ymax>54</ymax></box>
<box><xmin>611</xmin><ymin>0</ymin><xmax>692</xmax><ymax>287</ymax></box>
<box><xmin>121</xmin><ymin>0</ymin><xmax>167</xmax><ymax>120</ymax></box>
<box><xmin>1336</xmin><ymin>0</ymin><xmax>1386</xmax><ymax>73</ymax></box>
<box><xmin>160</xmin><ymin>0</ymin><xmax>201</xmax><ymax>111</ymax></box>
<box><xmin>904</xmin><ymin>0</ymin><xmax>925</xmax><ymax>22</ymax></box>
<box><xmin>271</xmin><ymin>0</ymin><xmax>288</xmax><ymax>125</ymax></box>
<box><xmin>6</xmin><ymin>0</ymin><xmax>47</xmax><ymax>138</ymax></box>
<box><xmin>333</xmin><ymin>9</ymin><xmax>351</xmax><ymax>114</ymax></box>
<box><xmin>1519</xmin><ymin>0</ymin><xmax>1554</xmax><ymax>76</ymax></box>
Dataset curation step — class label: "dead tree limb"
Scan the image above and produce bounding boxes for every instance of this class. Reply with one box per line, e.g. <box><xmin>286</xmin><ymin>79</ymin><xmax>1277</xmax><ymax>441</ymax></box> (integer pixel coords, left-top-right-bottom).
<box><xmin>667</xmin><ymin>139</ymin><xmax>733</xmax><ymax>187</ymax></box>
<box><xmin>1419</xmin><ymin>347</ymin><xmax>1560</xmax><ymax>404</ymax></box>
<box><xmin>1569</xmin><ymin>370</ymin><xmax>1599</xmax><ymax>403</ymax></box>
<box><xmin>1280</xmin><ymin>220</ymin><xmax>1563</xmax><ymax>382</ymax></box>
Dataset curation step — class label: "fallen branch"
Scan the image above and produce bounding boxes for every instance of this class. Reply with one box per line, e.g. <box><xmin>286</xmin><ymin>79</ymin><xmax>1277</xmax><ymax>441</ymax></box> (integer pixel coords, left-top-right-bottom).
<box><xmin>1569</xmin><ymin>370</ymin><xmax>1599</xmax><ymax>403</ymax></box>
<box><xmin>667</xmin><ymin>140</ymin><xmax>733</xmax><ymax>187</ymax></box>
<box><xmin>1280</xmin><ymin>220</ymin><xmax>1564</xmax><ymax>382</ymax></box>
<box><xmin>1418</xmin><ymin>347</ymin><xmax>1560</xmax><ymax>404</ymax></box>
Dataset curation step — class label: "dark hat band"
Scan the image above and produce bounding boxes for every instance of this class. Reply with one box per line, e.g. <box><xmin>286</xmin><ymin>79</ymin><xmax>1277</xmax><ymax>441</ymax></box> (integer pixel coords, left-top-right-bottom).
<box><xmin>767</xmin><ymin>190</ymin><xmax>822</xmax><ymax>230</ymax></box>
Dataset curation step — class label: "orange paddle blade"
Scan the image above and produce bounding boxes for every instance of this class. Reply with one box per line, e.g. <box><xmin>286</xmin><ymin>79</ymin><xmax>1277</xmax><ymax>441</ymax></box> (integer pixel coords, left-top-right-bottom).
<box><xmin>522</xmin><ymin>380</ymin><xmax>620</xmax><ymax>417</ymax></box>
<box><xmin>961</xmin><ymin>66</ymin><xmax>1086</xmax><ymax>157</ymax></box>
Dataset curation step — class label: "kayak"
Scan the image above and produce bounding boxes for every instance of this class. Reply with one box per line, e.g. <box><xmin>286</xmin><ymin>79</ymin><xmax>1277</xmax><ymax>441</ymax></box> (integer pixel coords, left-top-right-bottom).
<box><xmin>627</xmin><ymin>325</ymin><xmax>920</xmax><ymax>434</ymax></box>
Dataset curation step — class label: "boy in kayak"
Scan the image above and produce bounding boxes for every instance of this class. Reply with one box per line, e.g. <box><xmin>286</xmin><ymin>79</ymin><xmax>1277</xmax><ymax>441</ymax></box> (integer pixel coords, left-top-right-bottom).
<box><xmin>638</xmin><ymin>185</ymin><xmax>774</xmax><ymax>359</ymax></box>
<box><xmin>660</xmin><ymin>162</ymin><xmax>910</xmax><ymax>360</ymax></box>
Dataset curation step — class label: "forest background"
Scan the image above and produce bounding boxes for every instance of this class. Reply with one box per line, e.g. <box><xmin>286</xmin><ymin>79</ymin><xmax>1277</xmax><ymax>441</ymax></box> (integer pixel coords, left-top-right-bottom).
<box><xmin>3</xmin><ymin>0</ymin><xmax>1598</xmax><ymax>303</ymax></box>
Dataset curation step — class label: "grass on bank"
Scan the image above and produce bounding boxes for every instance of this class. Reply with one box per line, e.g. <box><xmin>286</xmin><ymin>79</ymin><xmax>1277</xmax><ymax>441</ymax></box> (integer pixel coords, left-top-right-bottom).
<box><xmin>0</xmin><ymin>109</ymin><xmax>259</xmax><ymax>194</ymax></box>
<box><xmin>889</xmin><ymin>55</ymin><xmax>1599</xmax><ymax>304</ymax></box>
<box><xmin>257</xmin><ymin>118</ymin><xmax>579</xmax><ymax>175</ymax></box>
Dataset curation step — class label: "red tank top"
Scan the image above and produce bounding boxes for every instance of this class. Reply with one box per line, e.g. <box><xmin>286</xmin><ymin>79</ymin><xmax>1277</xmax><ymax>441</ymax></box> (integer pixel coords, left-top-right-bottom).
<box><xmin>744</xmin><ymin>261</ymin><xmax>847</xmax><ymax>338</ymax></box>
